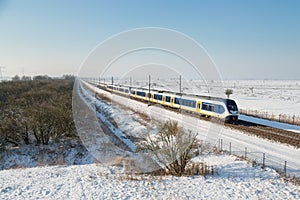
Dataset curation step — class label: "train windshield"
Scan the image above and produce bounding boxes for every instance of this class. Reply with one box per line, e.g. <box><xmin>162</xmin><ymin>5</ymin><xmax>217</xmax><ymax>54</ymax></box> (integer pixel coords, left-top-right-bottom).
<box><xmin>226</xmin><ymin>99</ymin><xmax>238</xmax><ymax>113</ymax></box>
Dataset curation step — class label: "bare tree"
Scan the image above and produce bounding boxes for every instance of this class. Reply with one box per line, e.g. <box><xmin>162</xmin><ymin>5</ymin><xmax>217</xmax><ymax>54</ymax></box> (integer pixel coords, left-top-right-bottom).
<box><xmin>138</xmin><ymin>121</ymin><xmax>198</xmax><ymax>176</ymax></box>
<box><xmin>249</xmin><ymin>87</ymin><xmax>254</xmax><ymax>95</ymax></box>
<box><xmin>225</xmin><ymin>89</ymin><xmax>233</xmax><ymax>98</ymax></box>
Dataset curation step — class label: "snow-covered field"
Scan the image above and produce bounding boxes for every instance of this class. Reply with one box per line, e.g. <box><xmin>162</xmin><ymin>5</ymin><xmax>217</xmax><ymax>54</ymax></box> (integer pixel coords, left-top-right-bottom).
<box><xmin>225</xmin><ymin>80</ymin><xmax>300</xmax><ymax>117</ymax></box>
<box><xmin>1</xmin><ymin>155</ymin><xmax>299</xmax><ymax>199</ymax></box>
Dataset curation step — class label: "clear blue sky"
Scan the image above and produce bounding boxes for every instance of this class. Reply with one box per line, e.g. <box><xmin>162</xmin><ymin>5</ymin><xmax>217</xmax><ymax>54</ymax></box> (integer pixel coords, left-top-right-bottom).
<box><xmin>0</xmin><ymin>0</ymin><xmax>299</xmax><ymax>79</ymax></box>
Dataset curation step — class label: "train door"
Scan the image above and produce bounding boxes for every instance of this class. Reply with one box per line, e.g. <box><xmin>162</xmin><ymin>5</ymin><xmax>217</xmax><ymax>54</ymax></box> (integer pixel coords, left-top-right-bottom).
<box><xmin>196</xmin><ymin>102</ymin><xmax>201</xmax><ymax>113</ymax></box>
<box><xmin>171</xmin><ymin>97</ymin><xmax>174</xmax><ymax>106</ymax></box>
<box><xmin>162</xmin><ymin>96</ymin><xmax>165</xmax><ymax>104</ymax></box>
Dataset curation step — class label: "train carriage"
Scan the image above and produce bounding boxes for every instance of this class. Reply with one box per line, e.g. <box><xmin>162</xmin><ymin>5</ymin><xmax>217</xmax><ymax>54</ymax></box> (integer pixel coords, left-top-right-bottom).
<box><xmin>100</xmin><ymin>83</ymin><xmax>238</xmax><ymax>123</ymax></box>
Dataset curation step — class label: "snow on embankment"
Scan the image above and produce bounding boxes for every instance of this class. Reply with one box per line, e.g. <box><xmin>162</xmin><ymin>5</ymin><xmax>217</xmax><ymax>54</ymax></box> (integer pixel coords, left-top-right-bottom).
<box><xmin>77</xmin><ymin>81</ymin><xmax>136</xmax><ymax>151</ymax></box>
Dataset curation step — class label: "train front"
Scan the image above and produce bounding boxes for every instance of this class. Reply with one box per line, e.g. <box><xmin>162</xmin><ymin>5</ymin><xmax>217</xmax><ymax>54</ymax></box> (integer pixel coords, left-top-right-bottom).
<box><xmin>225</xmin><ymin>99</ymin><xmax>239</xmax><ymax>123</ymax></box>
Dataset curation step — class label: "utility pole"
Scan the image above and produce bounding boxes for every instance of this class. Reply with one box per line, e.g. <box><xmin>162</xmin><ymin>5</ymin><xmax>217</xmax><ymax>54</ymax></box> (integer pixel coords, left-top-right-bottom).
<box><xmin>129</xmin><ymin>77</ymin><xmax>132</xmax><ymax>95</ymax></box>
<box><xmin>148</xmin><ymin>75</ymin><xmax>151</xmax><ymax>106</ymax></box>
<box><xmin>179</xmin><ymin>75</ymin><xmax>182</xmax><ymax>110</ymax></box>
<box><xmin>179</xmin><ymin>75</ymin><xmax>182</xmax><ymax>94</ymax></box>
<box><xmin>130</xmin><ymin>77</ymin><xmax>132</xmax><ymax>88</ymax></box>
<box><xmin>111</xmin><ymin>76</ymin><xmax>114</xmax><ymax>91</ymax></box>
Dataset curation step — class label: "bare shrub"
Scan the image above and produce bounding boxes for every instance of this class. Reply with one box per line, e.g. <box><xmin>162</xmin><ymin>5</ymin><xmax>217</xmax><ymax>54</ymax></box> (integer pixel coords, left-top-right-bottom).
<box><xmin>185</xmin><ymin>162</ymin><xmax>210</xmax><ymax>176</ymax></box>
<box><xmin>138</xmin><ymin>120</ymin><xmax>198</xmax><ymax>176</ymax></box>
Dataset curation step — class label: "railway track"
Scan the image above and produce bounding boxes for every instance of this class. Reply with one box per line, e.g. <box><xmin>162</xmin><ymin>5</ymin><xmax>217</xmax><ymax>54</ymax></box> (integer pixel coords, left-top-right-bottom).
<box><xmin>226</xmin><ymin>120</ymin><xmax>300</xmax><ymax>148</ymax></box>
<box><xmin>177</xmin><ymin>109</ymin><xmax>300</xmax><ymax>148</ymax></box>
<box><xmin>90</xmin><ymin>82</ymin><xmax>300</xmax><ymax>149</ymax></box>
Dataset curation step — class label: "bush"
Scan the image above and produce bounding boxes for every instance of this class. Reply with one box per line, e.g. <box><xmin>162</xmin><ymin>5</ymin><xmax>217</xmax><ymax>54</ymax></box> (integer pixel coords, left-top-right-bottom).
<box><xmin>138</xmin><ymin>120</ymin><xmax>198</xmax><ymax>176</ymax></box>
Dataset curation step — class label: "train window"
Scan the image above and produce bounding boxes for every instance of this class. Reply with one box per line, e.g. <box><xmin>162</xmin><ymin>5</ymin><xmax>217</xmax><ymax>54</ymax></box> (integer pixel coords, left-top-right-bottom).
<box><xmin>137</xmin><ymin>91</ymin><xmax>146</xmax><ymax>97</ymax></box>
<box><xmin>159</xmin><ymin>95</ymin><xmax>162</xmax><ymax>101</ymax></box>
<box><xmin>179</xmin><ymin>99</ymin><xmax>183</xmax><ymax>105</ymax></box>
<box><xmin>202</xmin><ymin>103</ymin><xmax>209</xmax><ymax>111</ymax></box>
<box><xmin>213</xmin><ymin>105</ymin><xmax>218</xmax><ymax>113</ymax></box>
<box><xmin>148</xmin><ymin>93</ymin><xmax>152</xmax><ymax>98</ymax></box>
<box><xmin>178</xmin><ymin>98</ymin><xmax>196</xmax><ymax>108</ymax></box>
<box><xmin>154</xmin><ymin>94</ymin><xmax>162</xmax><ymax>101</ymax></box>
<box><xmin>219</xmin><ymin>105</ymin><xmax>225</xmax><ymax>114</ymax></box>
<box><xmin>226</xmin><ymin>99</ymin><xmax>238</xmax><ymax>112</ymax></box>
<box><xmin>166</xmin><ymin>96</ymin><xmax>171</xmax><ymax>102</ymax></box>
<box><xmin>202</xmin><ymin>102</ymin><xmax>225</xmax><ymax>113</ymax></box>
<box><xmin>174</xmin><ymin>98</ymin><xmax>180</xmax><ymax>104</ymax></box>
<box><xmin>154</xmin><ymin>94</ymin><xmax>162</xmax><ymax>100</ymax></box>
<box><xmin>213</xmin><ymin>105</ymin><xmax>224</xmax><ymax>114</ymax></box>
<box><xmin>191</xmin><ymin>101</ymin><xmax>196</xmax><ymax>108</ymax></box>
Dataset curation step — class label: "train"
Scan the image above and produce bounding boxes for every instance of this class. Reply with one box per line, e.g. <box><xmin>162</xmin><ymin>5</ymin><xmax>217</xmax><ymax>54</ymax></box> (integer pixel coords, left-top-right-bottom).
<box><xmin>96</xmin><ymin>82</ymin><xmax>239</xmax><ymax>123</ymax></box>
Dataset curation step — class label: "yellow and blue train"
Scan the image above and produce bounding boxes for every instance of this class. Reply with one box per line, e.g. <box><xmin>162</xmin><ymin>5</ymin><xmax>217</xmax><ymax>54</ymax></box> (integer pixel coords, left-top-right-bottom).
<box><xmin>97</xmin><ymin>82</ymin><xmax>239</xmax><ymax>123</ymax></box>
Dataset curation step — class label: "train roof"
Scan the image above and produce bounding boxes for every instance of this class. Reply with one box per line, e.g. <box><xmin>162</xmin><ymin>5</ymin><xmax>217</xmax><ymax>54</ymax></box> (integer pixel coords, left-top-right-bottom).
<box><xmin>103</xmin><ymin>83</ymin><xmax>232</xmax><ymax>103</ymax></box>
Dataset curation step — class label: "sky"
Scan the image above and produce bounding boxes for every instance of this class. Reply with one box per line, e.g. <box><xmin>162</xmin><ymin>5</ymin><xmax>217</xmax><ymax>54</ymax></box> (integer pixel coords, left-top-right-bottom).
<box><xmin>0</xmin><ymin>0</ymin><xmax>299</xmax><ymax>80</ymax></box>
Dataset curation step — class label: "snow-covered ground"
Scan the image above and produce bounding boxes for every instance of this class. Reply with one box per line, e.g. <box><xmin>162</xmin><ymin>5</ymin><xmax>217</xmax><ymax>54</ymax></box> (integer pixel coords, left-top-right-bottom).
<box><xmin>0</xmin><ymin>140</ymin><xmax>95</xmax><ymax>170</ymax></box>
<box><xmin>1</xmin><ymin>79</ymin><xmax>299</xmax><ymax>199</ymax></box>
<box><xmin>1</xmin><ymin>154</ymin><xmax>299</xmax><ymax>199</ymax></box>
<box><xmin>239</xmin><ymin>114</ymin><xmax>300</xmax><ymax>133</ymax></box>
<box><xmin>225</xmin><ymin>80</ymin><xmax>300</xmax><ymax>117</ymax></box>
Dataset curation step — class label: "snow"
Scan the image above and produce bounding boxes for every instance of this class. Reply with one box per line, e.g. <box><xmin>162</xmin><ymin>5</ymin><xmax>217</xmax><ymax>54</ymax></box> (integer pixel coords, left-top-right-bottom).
<box><xmin>239</xmin><ymin>114</ymin><xmax>300</xmax><ymax>133</ymax></box>
<box><xmin>0</xmin><ymin>140</ymin><xmax>95</xmax><ymax>170</ymax></box>
<box><xmin>76</xmin><ymin>81</ymin><xmax>136</xmax><ymax>151</ymax></box>
<box><xmin>1</xmin><ymin>155</ymin><xmax>299</xmax><ymax>199</ymax></box>
<box><xmin>226</xmin><ymin>80</ymin><xmax>300</xmax><ymax>117</ymax></box>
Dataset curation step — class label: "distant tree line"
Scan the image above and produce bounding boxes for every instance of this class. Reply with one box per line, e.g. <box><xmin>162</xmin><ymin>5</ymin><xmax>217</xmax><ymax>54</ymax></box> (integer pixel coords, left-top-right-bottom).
<box><xmin>11</xmin><ymin>74</ymin><xmax>76</xmax><ymax>81</ymax></box>
<box><xmin>0</xmin><ymin>77</ymin><xmax>76</xmax><ymax>150</ymax></box>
